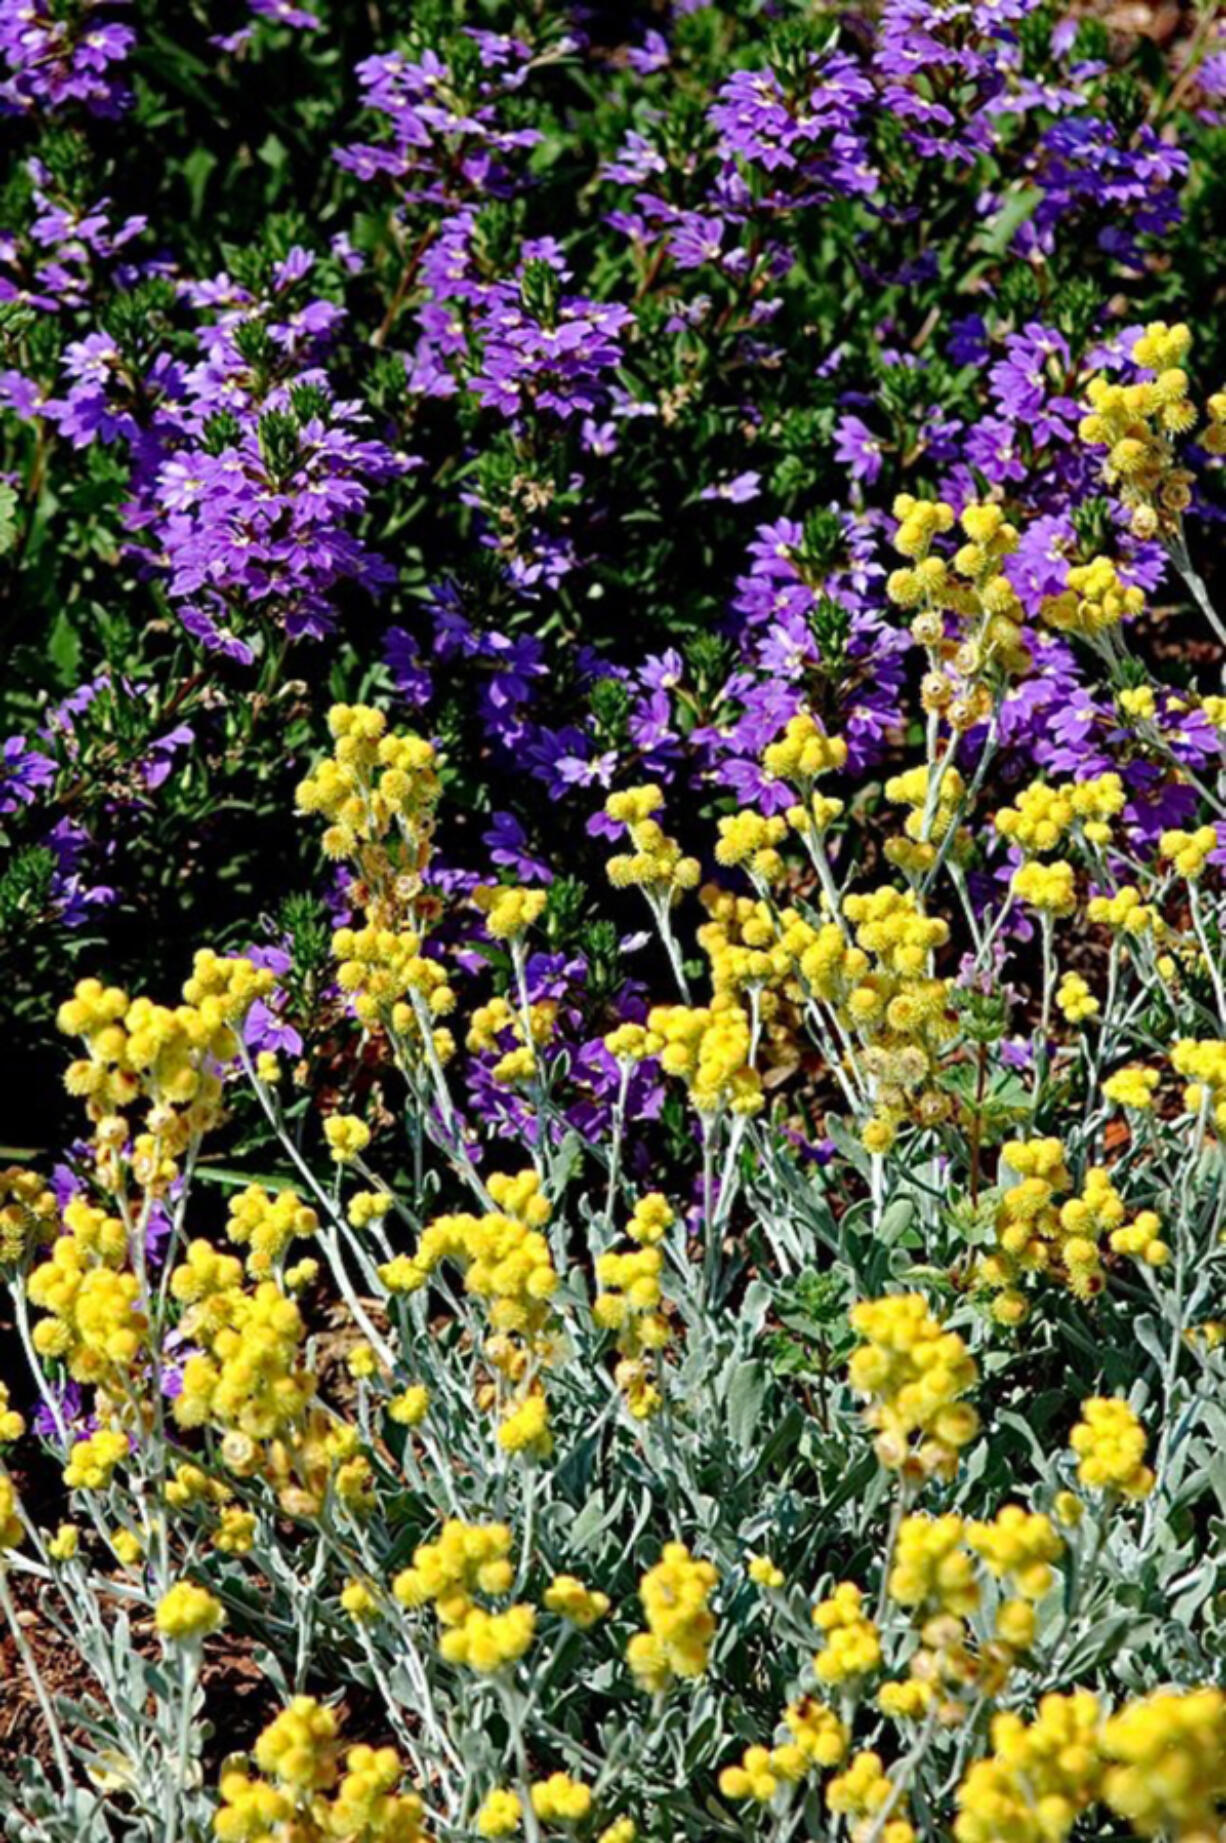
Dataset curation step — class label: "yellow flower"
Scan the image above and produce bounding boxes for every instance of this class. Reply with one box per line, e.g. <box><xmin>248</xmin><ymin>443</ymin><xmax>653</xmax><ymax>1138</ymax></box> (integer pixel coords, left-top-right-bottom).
<box><xmin>155</xmin><ymin>1581</ymin><xmax>225</xmax><ymax>1644</ymax></box>
<box><xmin>1069</xmin><ymin>1397</ymin><xmax>1154</xmax><ymax>1498</ymax></box>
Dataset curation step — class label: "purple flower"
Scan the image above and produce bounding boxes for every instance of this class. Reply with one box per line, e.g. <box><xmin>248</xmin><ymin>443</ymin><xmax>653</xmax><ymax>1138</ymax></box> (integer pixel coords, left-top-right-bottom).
<box><xmin>833</xmin><ymin>413</ymin><xmax>885</xmax><ymax>486</ymax></box>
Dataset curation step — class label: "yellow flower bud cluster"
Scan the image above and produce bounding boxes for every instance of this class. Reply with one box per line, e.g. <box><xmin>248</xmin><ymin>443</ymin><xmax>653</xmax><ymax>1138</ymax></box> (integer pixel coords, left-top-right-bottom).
<box><xmin>58</xmin><ymin>956</ymin><xmax>273</xmax><ymax>1151</ymax></box>
<box><xmin>0</xmin><ymin>1382</ymin><xmax>24</xmax><ymax>1445</ymax></box>
<box><xmin>714</xmin><ymin>809</ymin><xmax>789</xmax><ymax>883</ymax></box>
<box><xmin>1069</xmin><ymin>1396</ymin><xmax>1154</xmax><ymax>1499</ymax></box>
<box><xmin>603</xmin><ymin>1021</ymin><xmax>664</xmax><ymax>1063</ymax></box>
<box><xmin>473</xmin><ymin>884</ymin><xmax>548</xmax><ymax>941</ymax></box>
<box><xmin>173</xmin><ymin>1262</ymin><xmax>316</xmax><ymax>1447</ymax></box>
<box><xmin>215</xmin><ymin>1698</ymin><xmax>428</xmax><ymax>1843</ymax></box>
<box><xmin>63</xmin><ymin>1427</ymin><xmax>130</xmax><ymax>1491</ymax></box>
<box><xmin>847</xmin><ymin>1293</ymin><xmax>979</xmax><ymax>1478</ymax></box>
<box><xmin>955</xmin><ymin>1684</ymin><xmax>1226</xmax><ymax>1843</ymax></box>
<box><xmin>883</xmin><ymin>764</ymin><xmax>967</xmax><ymax>871</ymax></box>
<box><xmin>1041</xmin><ymin>557</ymin><xmax>1145</xmax><ymax>638</ymax></box>
<box><xmin>1099</xmin><ymin>1687</ymin><xmax>1226</xmax><ymax>1842</ymax></box>
<box><xmin>380</xmin><ymin>1171</ymin><xmax>558</xmax><ymax>1450</ymax></box>
<box><xmin>1171</xmin><ymin>1037</ymin><xmax>1226</xmax><ymax>1129</ymax></box>
<box><xmin>964</xmin><ymin>1505</ymin><xmax>1062</xmax><ymax>1602</ymax></box>
<box><xmin>889</xmin><ymin>1513</ymin><xmax>979</xmax><ymax>1617</ymax></box>
<box><xmin>1086</xmin><ymin>884</ymin><xmax>1158</xmax><ymax>936</ymax></box>
<box><xmin>595</xmin><ymin>1238</ymin><xmax>670</xmax><ymax>1420</ymax></box>
<box><xmin>295</xmin><ymin>705</ymin><xmax>439</xmax><ymax>888</ymax></box>
<box><xmin>604</xmin><ymin>785</ymin><xmax>700</xmax><ymax>903</ymax></box>
<box><xmin>466</xmin><ymin>992</ymin><xmax>557</xmax><ymax>1087</ymax></box>
<box><xmin>811</xmin><ymin>1581</ymin><xmax>882</xmax><ymax>1684</ymax></box>
<box><xmin>0</xmin><ymin>1166</ymin><xmax>57</xmax><ymax>1267</ymax></box>
<box><xmin>154</xmin><ymin>1581</ymin><xmax>225</xmax><ymax>1644</ymax></box>
<box><xmin>1011</xmin><ymin>858</ymin><xmax>1077</xmax><ymax>916</ymax></box>
<box><xmin>26</xmin><ymin>1195</ymin><xmax>145</xmax><ymax>1386</ymax></box>
<box><xmin>333</xmin><ymin>923</ymin><xmax>456</xmax><ymax>1051</ymax></box>
<box><xmin>987</xmin><ymin>1143</ymin><xmax>1153</xmax><ymax>1307</ymax></box>
<box><xmin>476</xmin><ymin>1788</ymin><xmax>522</xmax><ymax>1837</ymax></box>
<box><xmin>761</xmin><ymin>712</ymin><xmax>848</xmax><ymax>784</ymax></box>
<box><xmin>647</xmin><ymin>1002</ymin><xmax>763</xmax><ymax>1115</ymax></box>
<box><xmin>223</xmin><ymin>1185</ymin><xmax>318</xmax><ymax>1278</ymax></box>
<box><xmin>889</xmin><ymin>498</ymin><xmax>1028</xmax><ymax>719</ymax></box>
<box><xmin>1056</xmin><ymin>972</ymin><xmax>1099</xmax><ymax>1023</ymax></box>
<box><xmin>954</xmin><ymin>1690</ymin><xmax>1103</xmax><ymax>1843</ymax></box>
<box><xmin>1158</xmin><ymin>824</ymin><xmax>1217</xmax><ymax>879</ymax></box>
<box><xmin>827</xmin><ymin>1750</ymin><xmax>912</xmax><ymax>1843</ymax></box>
<box><xmin>530</xmin><ymin>1774</ymin><xmax>592</xmax><ymax>1825</ymax></box>
<box><xmin>1079</xmin><ymin>323</ymin><xmax>1198</xmax><ymax>537</ymax></box>
<box><xmin>996</xmin><ymin>775</ymin><xmax>1124</xmax><ymax>855</ymax></box>
<box><xmin>543</xmin><ymin>1574</ymin><xmax>610</xmax><ymax>1628</ymax></box>
<box><xmin>1101</xmin><ymin>1065</ymin><xmax>1160</xmax><ymax>1111</ymax></box>
<box><xmin>392</xmin><ymin>1520</ymin><xmax>535</xmax><ymax>1674</ymax></box>
<box><xmin>626</xmin><ymin>1542</ymin><xmax>718</xmax><ymax>1692</ymax></box>
<box><xmin>0</xmin><ymin>1473</ymin><xmax>24</xmax><ymax>1549</ymax></box>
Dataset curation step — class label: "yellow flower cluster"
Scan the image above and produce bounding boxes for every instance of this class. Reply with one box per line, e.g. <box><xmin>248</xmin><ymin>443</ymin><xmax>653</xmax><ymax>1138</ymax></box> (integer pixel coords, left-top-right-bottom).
<box><xmin>718</xmin><ymin>1698</ymin><xmax>848</xmax><ymax>1805</ymax></box>
<box><xmin>27</xmin><ymin>1195</ymin><xmax>145</xmax><ymax>1386</ymax></box>
<box><xmin>627</xmin><ymin>1543</ymin><xmax>718</xmax><ymax>1692</ymax></box>
<box><xmin>1042</xmin><ymin>557</ymin><xmax>1146</xmax><ymax>638</ymax></box>
<box><xmin>1056</xmin><ymin>972</ymin><xmax>1099</xmax><ymax>1023</ymax></box>
<box><xmin>0</xmin><ymin>1473</ymin><xmax>23</xmax><ymax>1550</ymax></box>
<box><xmin>647</xmin><ymin>1002</ymin><xmax>763</xmax><ymax>1115</ymax></box>
<box><xmin>543</xmin><ymin>1574</ymin><xmax>610</xmax><ymax>1628</ymax></box>
<box><xmin>1086</xmin><ymin>884</ymin><xmax>1159</xmax><ymax>936</ymax></box>
<box><xmin>466</xmin><ymin>992</ymin><xmax>557</xmax><ymax>1087</ymax></box>
<box><xmin>0</xmin><ymin>1165</ymin><xmax>57</xmax><ymax>1267</ymax></box>
<box><xmin>984</xmin><ymin>1140</ymin><xmax>1156</xmax><ymax>1309</ymax></box>
<box><xmin>223</xmin><ymin>1185</ymin><xmax>318</xmax><ymax>1278</ymax></box>
<box><xmin>604</xmin><ymin>786</ymin><xmax>700</xmax><ymax>903</ymax></box>
<box><xmin>955</xmin><ymin>1691</ymin><xmax>1103</xmax><ymax>1843</ymax></box>
<box><xmin>216</xmin><ymin>1698</ymin><xmax>428</xmax><ymax>1843</ymax></box>
<box><xmin>995</xmin><ymin>775</ymin><xmax>1124</xmax><ymax>854</ymax></box>
<box><xmin>1012</xmin><ymin>858</ymin><xmax>1077</xmax><ymax>916</ymax></box>
<box><xmin>1159</xmin><ymin>825</ymin><xmax>1217</xmax><ymax>879</ymax></box>
<box><xmin>956</xmin><ymin>1686</ymin><xmax>1226</xmax><ymax>1843</ymax></box>
<box><xmin>530</xmin><ymin>1774</ymin><xmax>592</xmax><ymax>1825</ymax></box>
<box><xmin>594</xmin><ymin>1201</ymin><xmax>672</xmax><ymax>1419</ymax></box>
<box><xmin>0</xmin><ymin>1383</ymin><xmax>23</xmax><ymax>1446</ymax></box>
<box><xmin>380</xmin><ymin>1171</ymin><xmax>559</xmax><ymax>1451</ymax></box>
<box><xmin>155</xmin><ymin>1581</ymin><xmax>225</xmax><ymax>1644</ymax></box>
<box><xmin>761</xmin><ymin>712</ymin><xmax>848</xmax><ymax>785</ymax></box>
<box><xmin>392</xmin><ymin>1520</ymin><xmax>534</xmax><ymax>1674</ymax></box>
<box><xmin>1069</xmin><ymin>1397</ymin><xmax>1154</xmax><ymax>1499</ymax></box>
<box><xmin>58</xmin><ymin>956</ymin><xmax>273</xmax><ymax>1152</ymax></box>
<box><xmin>333</xmin><ymin>923</ymin><xmax>456</xmax><ymax>1050</ymax></box>
<box><xmin>847</xmin><ymin>1293</ymin><xmax>979</xmax><ymax>1478</ymax></box>
<box><xmin>1099</xmin><ymin>1687</ymin><xmax>1226</xmax><ymax>1841</ymax></box>
<box><xmin>887</xmin><ymin>498</ymin><xmax>1029</xmax><ymax>725</ymax></box>
<box><xmin>1079</xmin><ymin>322</ymin><xmax>1198</xmax><ymax>538</ymax></box>
<box><xmin>473</xmin><ymin>884</ymin><xmax>548</xmax><ymax>940</ymax></box>
<box><xmin>827</xmin><ymin>1750</ymin><xmax>912</xmax><ymax>1843</ymax></box>
<box><xmin>811</xmin><ymin>1581</ymin><xmax>882</xmax><ymax>1684</ymax></box>
<box><xmin>295</xmin><ymin>704</ymin><xmax>439</xmax><ymax>885</ymax></box>
<box><xmin>1171</xmin><ymin>1037</ymin><xmax>1226</xmax><ymax>1130</ymax></box>
<box><xmin>63</xmin><ymin>1427</ymin><xmax>130</xmax><ymax>1491</ymax></box>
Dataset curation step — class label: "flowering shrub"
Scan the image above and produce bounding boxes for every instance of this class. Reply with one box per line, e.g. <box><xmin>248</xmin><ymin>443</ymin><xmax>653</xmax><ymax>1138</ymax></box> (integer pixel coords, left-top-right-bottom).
<box><xmin>2</xmin><ymin>2</ymin><xmax>1226</xmax><ymax>1841</ymax></box>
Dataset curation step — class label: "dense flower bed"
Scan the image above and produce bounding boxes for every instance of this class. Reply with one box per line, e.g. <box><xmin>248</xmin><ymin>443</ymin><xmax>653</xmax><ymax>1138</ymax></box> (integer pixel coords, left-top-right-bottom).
<box><xmin>1</xmin><ymin>2</ymin><xmax>1225</xmax><ymax>1840</ymax></box>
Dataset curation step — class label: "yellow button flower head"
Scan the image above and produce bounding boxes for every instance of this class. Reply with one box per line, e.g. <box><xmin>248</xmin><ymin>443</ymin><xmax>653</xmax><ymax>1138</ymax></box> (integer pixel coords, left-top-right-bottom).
<box><xmin>0</xmin><ymin>1166</ymin><xmax>58</xmax><ymax>1267</ymax></box>
<box><xmin>964</xmin><ymin>1505</ymin><xmax>1062</xmax><ymax>1600</ymax></box>
<box><xmin>747</xmin><ymin>1553</ymin><xmax>785</xmax><ymax>1590</ymax></box>
<box><xmin>1100</xmin><ymin>1687</ymin><xmax>1226</xmax><ymax>1841</ymax></box>
<box><xmin>604</xmin><ymin>785</ymin><xmax>700</xmax><ymax>902</ymax></box>
<box><xmin>811</xmin><ymin>1581</ymin><xmax>882</xmax><ymax>1683</ymax></box>
<box><xmin>1158</xmin><ymin>824</ymin><xmax>1217</xmax><ymax>879</ymax></box>
<box><xmin>1042</xmin><ymin>557</ymin><xmax>1145</xmax><ymax>638</ymax></box>
<box><xmin>1069</xmin><ymin>1397</ymin><xmax>1154</xmax><ymax>1498</ymax></box>
<box><xmin>324</xmin><ymin>1114</ymin><xmax>371</xmax><ymax>1162</ymax></box>
<box><xmin>761</xmin><ymin>712</ymin><xmax>848</xmax><ymax>785</ymax></box>
<box><xmin>0</xmin><ymin>1473</ymin><xmax>23</xmax><ymax>1550</ymax></box>
<box><xmin>155</xmin><ymin>1581</ymin><xmax>225</xmax><ymax>1644</ymax></box>
<box><xmin>473</xmin><ymin>884</ymin><xmax>548</xmax><ymax>940</ymax></box>
<box><xmin>531</xmin><ymin>1775</ymin><xmax>592</xmax><ymax>1825</ymax></box>
<box><xmin>954</xmin><ymin>1691</ymin><xmax>1104</xmax><ymax>1843</ymax></box>
<box><xmin>477</xmin><ymin>1788</ymin><xmax>523</xmax><ymax>1837</ymax></box>
<box><xmin>1011</xmin><ymin>858</ymin><xmax>1077</xmax><ymax>916</ymax></box>
<box><xmin>847</xmin><ymin>1293</ymin><xmax>978</xmax><ymax>1477</ymax></box>
<box><xmin>543</xmin><ymin>1574</ymin><xmax>611</xmax><ymax>1628</ymax></box>
<box><xmin>627</xmin><ymin>1542</ymin><xmax>718</xmax><ymax>1691</ymax></box>
<box><xmin>1102</xmin><ymin>1066</ymin><xmax>1159</xmax><ymax>1110</ymax></box>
